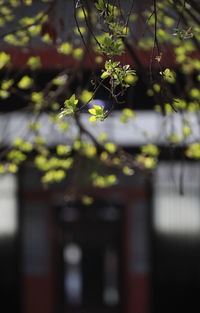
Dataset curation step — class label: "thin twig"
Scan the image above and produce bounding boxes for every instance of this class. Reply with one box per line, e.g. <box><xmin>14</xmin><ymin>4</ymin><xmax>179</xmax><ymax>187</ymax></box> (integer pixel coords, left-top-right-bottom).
<box><xmin>176</xmin><ymin>0</ymin><xmax>186</xmax><ymax>28</ymax></box>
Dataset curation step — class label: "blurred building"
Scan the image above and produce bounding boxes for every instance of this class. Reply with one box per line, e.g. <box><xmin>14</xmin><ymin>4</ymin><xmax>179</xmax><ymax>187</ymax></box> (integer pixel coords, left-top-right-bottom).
<box><xmin>1</xmin><ymin>1</ymin><xmax>200</xmax><ymax>313</ymax></box>
<box><xmin>1</xmin><ymin>161</ymin><xmax>200</xmax><ymax>313</ymax></box>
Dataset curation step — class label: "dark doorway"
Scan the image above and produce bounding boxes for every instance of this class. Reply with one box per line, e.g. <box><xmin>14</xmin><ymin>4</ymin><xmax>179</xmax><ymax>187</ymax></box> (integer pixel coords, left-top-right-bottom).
<box><xmin>56</xmin><ymin>199</ymin><xmax>123</xmax><ymax>313</ymax></box>
<box><xmin>152</xmin><ymin>162</ymin><xmax>200</xmax><ymax>313</ymax></box>
<box><xmin>152</xmin><ymin>235</ymin><xmax>200</xmax><ymax>313</ymax></box>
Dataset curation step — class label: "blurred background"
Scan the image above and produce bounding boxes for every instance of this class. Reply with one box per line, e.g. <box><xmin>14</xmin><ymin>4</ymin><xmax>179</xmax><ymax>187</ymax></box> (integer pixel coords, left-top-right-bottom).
<box><xmin>1</xmin><ymin>1</ymin><xmax>200</xmax><ymax>313</ymax></box>
<box><xmin>1</xmin><ymin>162</ymin><xmax>200</xmax><ymax>313</ymax></box>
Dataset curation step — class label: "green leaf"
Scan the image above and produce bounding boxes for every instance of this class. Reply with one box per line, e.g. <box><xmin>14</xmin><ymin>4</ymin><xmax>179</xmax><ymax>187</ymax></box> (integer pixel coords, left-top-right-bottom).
<box><xmin>34</xmin><ymin>136</ymin><xmax>46</xmax><ymax>146</ymax></box>
<box><xmin>124</xmin><ymin>74</ymin><xmax>138</xmax><ymax>85</ymax></box>
<box><xmin>186</xmin><ymin>143</ymin><xmax>200</xmax><ymax>159</ymax></box>
<box><xmin>60</xmin><ymin>94</ymin><xmax>78</xmax><ymax>117</ymax></box>
<box><xmin>31</xmin><ymin>92</ymin><xmax>43</xmax><ymax>103</ymax></box>
<box><xmin>88</xmin><ymin>108</ymin><xmax>96</xmax><ymax>115</ymax></box>
<box><xmin>93</xmin><ymin>105</ymin><xmax>102</xmax><ymax>110</ymax></box>
<box><xmin>1</xmin><ymin>79</ymin><xmax>14</xmax><ymax>90</ymax></box>
<box><xmin>42</xmin><ymin>169</ymin><xmax>66</xmax><ymax>184</ymax></box>
<box><xmin>173</xmin><ymin>98</ymin><xmax>186</xmax><ymax>110</ymax></box>
<box><xmin>183</xmin><ymin>126</ymin><xmax>191</xmax><ymax>137</ymax></box>
<box><xmin>19</xmin><ymin>16</ymin><xmax>34</xmax><ymax>26</ymax></box>
<box><xmin>13</xmin><ymin>138</ymin><xmax>33</xmax><ymax>152</ymax></box>
<box><xmin>52</xmin><ymin>74</ymin><xmax>68</xmax><ymax>86</ymax></box>
<box><xmin>95</xmin><ymin>3</ymin><xmax>101</xmax><ymax>11</ymax></box>
<box><xmin>95</xmin><ymin>0</ymin><xmax>104</xmax><ymax>10</ymax></box>
<box><xmin>28</xmin><ymin>25</ymin><xmax>41</xmax><ymax>36</ymax></box>
<box><xmin>144</xmin><ymin>157</ymin><xmax>156</xmax><ymax>169</ymax></box>
<box><xmin>104</xmin><ymin>142</ymin><xmax>116</xmax><ymax>154</ymax></box>
<box><xmin>58</xmin><ymin>42</ymin><xmax>73</xmax><ymax>55</ymax></box>
<box><xmin>141</xmin><ymin>144</ymin><xmax>159</xmax><ymax>156</ymax></box>
<box><xmin>167</xmin><ymin>134</ymin><xmax>182</xmax><ymax>144</ymax></box>
<box><xmin>18</xmin><ymin>76</ymin><xmax>33</xmax><ymax>89</ymax></box>
<box><xmin>74</xmin><ymin>26</ymin><xmax>86</xmax><ymax>36</ymax></box>
<box><xmin>189</xmin><ymin>88</ymin><xmax>200</xmax><ymax>99</ymax></box>
<box><xmin>98</xmin><ymin>133</ymin><xmax>108</xmax><ymax>142</ymax></box>
<box><xmin>123</xmin><ymin>166</ymin><xmax>134</xmax><ymax>176</ymax></box>
<box><xmin>28</xmin><ymin>122</ymin><xmax>41</xmax><ymax>131</ymax></box>
<box><xmin>92</xmin><ymin>173</ymin><xmax>117</xmax><ymax>188</ymax></box>
<box><xmin>82</xmin><ymin>195</ymin><xmax>94</xmax><ymax>205</ymax></box>
<box><xmin>0</xmin><ymin>90</ymin><xmax>9</xmax><ymax>99</ymax></box>
<box><xmin>77</xmin><ymin>8</ymin><xmax>88</xmax><ymax>19</ymax></box>
<box><xmin>153</xmin><ymin>83</ymin><xmax>160</xmax><ymax>93</ymax></box>
<box><xmin>73</xmin><ymin>48</ymin><xmax>84</xmax><ymax>60</ymax></box>
<box><xmin>7</xmin><ymin>149</ymin><xmax>26</xmax><ymax>164</ymax></box>
<box><xmin>27</xmin><ymin>56</ymin><xmax>41</xmax><ymax>70</ymax></box>
<box><xmin>120</xmin><ymin>108</ymin><xmax>136</xmax><ymax>123</ymax></box>
<box><xmin>101</xmin><ymin>71</ymin><xmax>109</xmax><ymax>79</ymax></box>
<box><xmin>8</xmin><ymin>163</ymin><xmax>18</xmax><ymax>173</ymax></box>
<box><xmin>80</xmin><ymin>90</ymin><xmax>93</xmax><ymax>104</ymax></box>
<box><xmin>0</xmin><ymin>164</ymin><xmax>5</xmax><ymax>174</ymax></box>
<box><xmin>0</xmin><ymin>52</ymin><xmax>10</xmax><ymax>69</ymax></box>
<box><xmin>89</xmin><ymin>116</ymin><xmax>97</xmax><ymax>122</ymax></box>
<box><xmin>56</xmin><ymin>145</ymin><xmax>71</xmax><ymax>156</ymax></box>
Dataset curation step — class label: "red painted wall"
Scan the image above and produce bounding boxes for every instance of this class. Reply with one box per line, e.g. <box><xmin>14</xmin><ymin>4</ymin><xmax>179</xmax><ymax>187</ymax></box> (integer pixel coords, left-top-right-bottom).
<box><xmin>23</xmin><ymin>276</ymin><xmax>54</xmax><ymax>313</ymax></box>
<box><xmin>127</xmin><ymin>274</ymin><xmax>150</xmax><ymax>313</ymax></box>
<box><xmin>2</xmin><ymin>45</ymin><xmax>178</xmax><ymax>70</ymax></box>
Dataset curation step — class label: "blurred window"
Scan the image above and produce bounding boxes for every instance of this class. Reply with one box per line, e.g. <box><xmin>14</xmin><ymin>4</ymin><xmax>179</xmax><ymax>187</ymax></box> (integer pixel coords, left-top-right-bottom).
<box><xmin>22</xmin><ymin>202</ymin><xmax>49</xmax><ymax>275</ymax></box>
<box><xmin>153</xmin><ymin>162</ymin><xmax>200</xmax><ymax>236</ymax></box>
<box><xmin>103</xmin><ymin>246</ymin><xmax>119</xmax><ymax>306</ymax></box>
<box><xmin>0</xmin><ymin>173</ymin><xmax>17</xmax><ymax>238</ymax></box>
<box><xmin>63</xmin><ymin>243</ymin><xmax>83</xmax><ymax>306</ymax></box>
